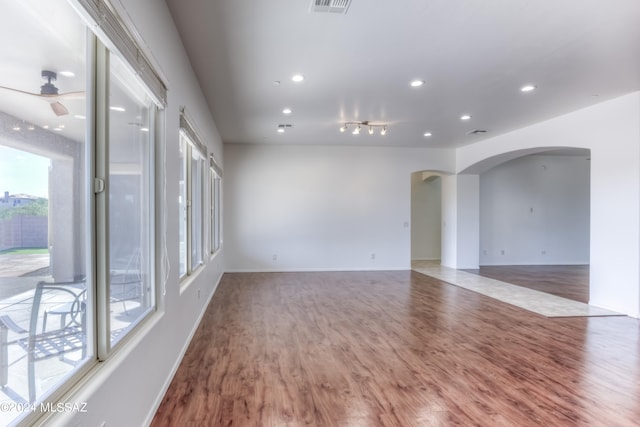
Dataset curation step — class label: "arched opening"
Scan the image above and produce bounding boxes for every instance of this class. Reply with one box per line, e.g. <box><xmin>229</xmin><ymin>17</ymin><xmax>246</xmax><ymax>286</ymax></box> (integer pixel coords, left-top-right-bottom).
<box><xmin>411</xmin><ymin>148</ymin><xmax>591</xmax><ymax>303</ymax></box>
<box><xmin>464</xmin><ymin>147</ymin><xmax>591</xmax><ymax>302</ymax></box>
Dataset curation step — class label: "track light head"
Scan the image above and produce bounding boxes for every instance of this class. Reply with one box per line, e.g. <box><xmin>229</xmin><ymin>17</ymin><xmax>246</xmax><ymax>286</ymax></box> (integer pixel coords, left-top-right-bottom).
<box><xmin>340</xmin><ymin>121</ymin><xmax>388</xmax><ymax>136</ymax></box>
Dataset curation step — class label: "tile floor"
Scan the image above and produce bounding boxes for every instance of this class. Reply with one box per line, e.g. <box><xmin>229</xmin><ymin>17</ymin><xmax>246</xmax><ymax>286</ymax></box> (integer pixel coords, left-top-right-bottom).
<box><xmin>412</xmin><ymin>260</ymin><xmax>622</xmax><ymax>317</ymax></box>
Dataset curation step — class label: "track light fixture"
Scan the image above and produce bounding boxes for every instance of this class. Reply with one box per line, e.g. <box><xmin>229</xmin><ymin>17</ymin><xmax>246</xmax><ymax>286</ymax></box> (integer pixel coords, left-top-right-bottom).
<box><xmin>340</xmin><ymin>121</ymin><xmax>388</xmax><ymax>136</ymax></box>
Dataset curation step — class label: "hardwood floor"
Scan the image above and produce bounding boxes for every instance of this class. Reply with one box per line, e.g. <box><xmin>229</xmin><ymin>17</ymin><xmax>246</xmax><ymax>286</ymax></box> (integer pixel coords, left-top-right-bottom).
<box><xmin>463</xmin><ymin>265</ymin><xmax>589</xmax><ymax>303</ymax></box>
<box><xmin>151</xmin><ymin>271</ymin><xmax>640</xmax><ymax>426</ymax></box>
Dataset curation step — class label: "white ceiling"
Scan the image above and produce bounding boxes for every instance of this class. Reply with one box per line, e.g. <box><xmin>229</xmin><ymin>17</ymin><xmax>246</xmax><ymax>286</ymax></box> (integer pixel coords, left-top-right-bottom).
<box><xmin>0</xmin><ymin>0</ymin><xmax>87</xmax><ymax>143</ymax></box>
<box><xmin>165</xmin><ymin>0</ymin><xmax>640</xmax><ymax>148</ymax></box>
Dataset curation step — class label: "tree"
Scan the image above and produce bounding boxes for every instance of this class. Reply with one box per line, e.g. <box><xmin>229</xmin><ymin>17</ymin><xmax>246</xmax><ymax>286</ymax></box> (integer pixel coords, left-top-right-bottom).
<box><xmin>0</xmin><ymin>198</ymin><xmax>48</xmax><ymax>220</ymax></box>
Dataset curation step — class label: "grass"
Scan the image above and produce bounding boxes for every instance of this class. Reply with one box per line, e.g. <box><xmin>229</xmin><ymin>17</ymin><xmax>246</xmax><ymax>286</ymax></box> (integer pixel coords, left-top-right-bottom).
<box><xmin>0</xmin><ymin>248</ymin><xmax>49</xmax><ymax>255</ymax></box>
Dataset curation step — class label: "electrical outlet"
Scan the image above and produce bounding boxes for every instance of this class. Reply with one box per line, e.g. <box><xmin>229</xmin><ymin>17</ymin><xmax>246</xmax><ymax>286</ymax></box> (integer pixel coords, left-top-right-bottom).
<box><xmin>272</xmin><ymin>254</ymin><xmax>278</xmax><ymax>261</ymax></box>
<box><xmin>370</xmin><ymin>253</ymin><xmax>376</xmax><ymax>260</ymax></box>
<box><xmin>501</xmin><ymin>249</ymin><xmax>505</xmax><ymax>255</ymax></box>
<box><xmin>197</xmin><ymin>289</ymin><xmax>201</xmax><ymax>300</ymax></box>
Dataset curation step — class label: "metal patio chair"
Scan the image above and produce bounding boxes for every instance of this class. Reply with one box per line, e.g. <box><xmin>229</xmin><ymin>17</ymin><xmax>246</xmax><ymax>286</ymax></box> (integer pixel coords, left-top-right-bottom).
<box><xmin>0</xmin><ymin>280</ymin><xmax>86</xmax><ymax>403</ymax></box>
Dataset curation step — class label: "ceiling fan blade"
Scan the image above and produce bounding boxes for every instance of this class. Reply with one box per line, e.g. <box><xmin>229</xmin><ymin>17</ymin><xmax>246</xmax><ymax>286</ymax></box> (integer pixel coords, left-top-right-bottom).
<box><xmin>50</xmin><ymin>101</ymin><xmax>69</xmax><ymax>116</ymax></box>
<box><xmin>0</xmin><ymin>85</ymin><xmax>41</xmax><ymax>98</ymax></box>
<box><xmin>57</xmin><ymin>91</ymin><xmax>86</xmax><ymax>100</ymax></box>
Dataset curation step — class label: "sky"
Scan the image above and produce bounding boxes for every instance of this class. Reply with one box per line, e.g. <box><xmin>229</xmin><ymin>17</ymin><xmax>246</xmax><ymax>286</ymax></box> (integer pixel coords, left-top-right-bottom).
<box><xmin>0</xmin><ymin>145</ymin><xmax>50</xmax><ymax>198</ymax></box>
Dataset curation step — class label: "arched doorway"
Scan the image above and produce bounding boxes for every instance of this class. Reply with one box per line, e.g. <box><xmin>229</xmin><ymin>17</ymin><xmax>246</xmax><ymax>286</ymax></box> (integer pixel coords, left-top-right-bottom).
<box><xmin>410</xmin><ymin>171</ymin><xmax>443</xmax><ymax>266</ymax></box>
<box><xmin>411</xmin><ymin>148</ymin><xmax>591</xmax><ymax>303</ymax></box>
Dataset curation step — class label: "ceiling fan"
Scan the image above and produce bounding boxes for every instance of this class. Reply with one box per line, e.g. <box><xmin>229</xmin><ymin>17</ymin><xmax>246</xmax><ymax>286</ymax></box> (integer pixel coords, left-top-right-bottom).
<box><xmin>0</xmin><ymin>70</ymin><xmax>85</xmax><ymax>116</ymax></box>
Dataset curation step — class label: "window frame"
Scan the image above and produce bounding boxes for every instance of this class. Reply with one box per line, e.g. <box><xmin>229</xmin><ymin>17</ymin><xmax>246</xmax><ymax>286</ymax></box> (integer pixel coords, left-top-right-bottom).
<box><xmin>210</xmin><ymin>155</ymin><xmax>222</xmax><ymax>256</ymax></box>
<box><xmin>90</xmin><ymin>9</ymin><xmax>162</xmax><ymax>361</ymax></box>
<box><xmin>179</xmin><ymin>110</ymin><xmax>207</xmax><ymax>282</ymax></box>
<box><xmin>1</xmin><ymin>0</ymin><xmax>166</xmax><ymax>424</ymax></box>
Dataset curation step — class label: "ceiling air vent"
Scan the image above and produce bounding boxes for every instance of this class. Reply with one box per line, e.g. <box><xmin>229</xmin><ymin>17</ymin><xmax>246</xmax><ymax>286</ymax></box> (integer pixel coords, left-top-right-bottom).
<box><xmin>311</xmin><ymin>0</ymin><xmax>352</xmax><ymax>14</ymax></box>
<box><xmin>467</xmin><ymin>129</ymin><xmax>487</xmax><ymax>135</ymax></box>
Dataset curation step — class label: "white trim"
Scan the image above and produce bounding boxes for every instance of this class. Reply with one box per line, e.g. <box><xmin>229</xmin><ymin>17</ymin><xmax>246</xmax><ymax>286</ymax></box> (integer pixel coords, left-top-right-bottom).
<box><xmin>70</xmin><ymin>0</ymin><xmax>167</xmax><ymax>107</ymax></box>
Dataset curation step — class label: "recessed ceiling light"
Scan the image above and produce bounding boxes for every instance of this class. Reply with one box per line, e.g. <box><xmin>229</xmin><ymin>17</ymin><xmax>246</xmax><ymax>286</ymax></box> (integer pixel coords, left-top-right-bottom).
<box><xmin>74</xmin><ymin>114</ymin><xmax>86</xmax><ymax>120</ymax></box>
<box><xmin>110</xmin><ymin>106</ymin><xmax>126</xmax><ymax>112</ymax></box>
<box><xmin>141</xmin><ymin>127</ymin><xmax>149</xmax><ymax>132</ymax></box>
<box><xmin>521</xmin><ymin>84</ymin><xmax>536</xmax><ymax>92</ymax></box>
<box><xmin>423</xmin><ymin>132</ymin><xmax>432</xmax><ymax>137</ymax></box>
<box><xmin>282</xmin><ymin>108</ymin><xmax>292</xmax><ymax>114</ymax></box>
<box><xmin>291</xmin><ymin>74</ymin><xmax>304</xmax><ymax>82</ymax></box>
<box><xmin>410</xmin><ymin>79</ymin><xmax>425</xmax><ymax>87</ymax></box>
<box><xmin>460</xmin><ymin>114</ymin><xmax>472</xmax><ymax>121</ymax></box>
<box><xmin>59</xmin><ymin>71</ymin><xmax>75</xmax><ymax>77</ymax></box>
<box><xmin>277</xmin><ymin>127</ymin><xmax>285</xmax><ymax>133</ymax></box>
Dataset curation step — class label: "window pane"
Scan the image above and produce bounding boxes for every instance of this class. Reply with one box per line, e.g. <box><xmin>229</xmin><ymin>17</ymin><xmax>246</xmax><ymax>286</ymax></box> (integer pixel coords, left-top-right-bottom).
<box><xmin>178</xmin><ymin>135</ymin><xmax>187</xmax><ymax>277</ymax></box>
<box><xmin>215</xmin><ymin>175</ymin><xmax>221</xmax><ymax>252</ymax></box>
<box><xmin>211</xmin><ymin>170</ymin><xmax>221</xmax><ymax>254</ymax></box>
<box><xmin>0</xmin><ymin>0</ymin><xmax>91</xmax><ymax>423</ymax></box>
<box><xmin>190</xmin><ymin>150</ymin><xmax>204</xmax><ymax>270</ymax></box>
<box><xmin>108</xmin><ymin>54</ymin><xmax>154</xmax><ymax>347</ymax></box>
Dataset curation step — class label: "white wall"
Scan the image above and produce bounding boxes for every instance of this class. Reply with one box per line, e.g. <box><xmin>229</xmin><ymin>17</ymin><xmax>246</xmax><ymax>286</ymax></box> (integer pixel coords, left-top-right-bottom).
<box><xmin>224</xmin><ymin>144</ymin><xmax>453</xmax><ymax>272</ymax></box>
<box><xmin>410</xmin><ymin>173</ymin><xmax>441</xmax><ymax>261</ymax></box>
<box><xmin>456</xmin><ymin>92</ymin><xmax>640</xmax><ymax>316</ymax></box>
<box><xmin>46</xmin><ymin>0</ymin><xmax>225</xmax><ymax>426</ymax></box>
<box><xmin>479</xmin><ymin>153</ymin><xmax>590</xmax><ymax>265</ymax></box>
<box><xmin>440</xmin><ymin>174</ymin><xmax>480</xmax><ymax>269</ymax></box>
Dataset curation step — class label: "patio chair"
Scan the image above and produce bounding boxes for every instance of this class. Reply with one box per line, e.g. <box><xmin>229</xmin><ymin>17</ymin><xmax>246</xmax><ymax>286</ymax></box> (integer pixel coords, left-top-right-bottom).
<box><xmin>0</xmin><ymin>280</ymin><xmax>86</xmax><ymax>403</ymax></box>
<box><xmin>110</xmin><ymin>249</ymin><xmax>142</xmax><ymax>314</ymax></box>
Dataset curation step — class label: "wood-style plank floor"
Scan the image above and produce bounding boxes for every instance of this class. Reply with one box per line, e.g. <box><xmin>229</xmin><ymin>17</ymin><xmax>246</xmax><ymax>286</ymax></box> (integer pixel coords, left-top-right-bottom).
<box><xmin>463</xmin><ymin>265</ymin><xmax>589</xmax><ymax>303</ymax></box>
<box><xmin>151</xmin><ymin>271</ymin><xmax>640</xmax><ymax>426</ymax></box>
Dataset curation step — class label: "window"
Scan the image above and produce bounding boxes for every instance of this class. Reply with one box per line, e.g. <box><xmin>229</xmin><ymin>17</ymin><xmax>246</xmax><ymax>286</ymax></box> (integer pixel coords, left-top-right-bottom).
<box><xmin>210</xmin><ymin>158</ymin><xmax>222</xmax><ymax>255</ymax></box>
<box><xmin>0</xmin><ymin>1</ymin><xmax>92</xmax><ymax>424</ymax></box>
<box><xmin>106</xmin><ymin>53</ymin><xmax>156</xmax><ymax>348</ymax></box>
<box><xmin>0</xmin><ymin>0</ymin><xmax>164</xmax><ymax>424</ymax></box>
<box><xmin>178</xmin><ymin>112</ymin><xmax>207</xmax><ymax>280</ymax></box>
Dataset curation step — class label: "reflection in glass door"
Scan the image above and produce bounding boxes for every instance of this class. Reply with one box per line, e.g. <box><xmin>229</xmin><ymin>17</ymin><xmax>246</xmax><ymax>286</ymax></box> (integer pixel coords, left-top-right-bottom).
<box><xmin>0</xmin><ymin>0</ymin><xmax>91</xmax><ymax>423</ymax></box>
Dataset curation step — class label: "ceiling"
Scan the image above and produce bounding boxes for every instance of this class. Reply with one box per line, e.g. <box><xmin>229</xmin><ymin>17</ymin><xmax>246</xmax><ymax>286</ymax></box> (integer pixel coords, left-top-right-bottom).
<box><xmin>165</xmin><ymin>0</ymin><xmax>640</xmax><ymax>149</ymax></box>
<box><xmin>0</xmin><ymin>0</ymin><xmax>87</xmax><ymax>143</ymax></box>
